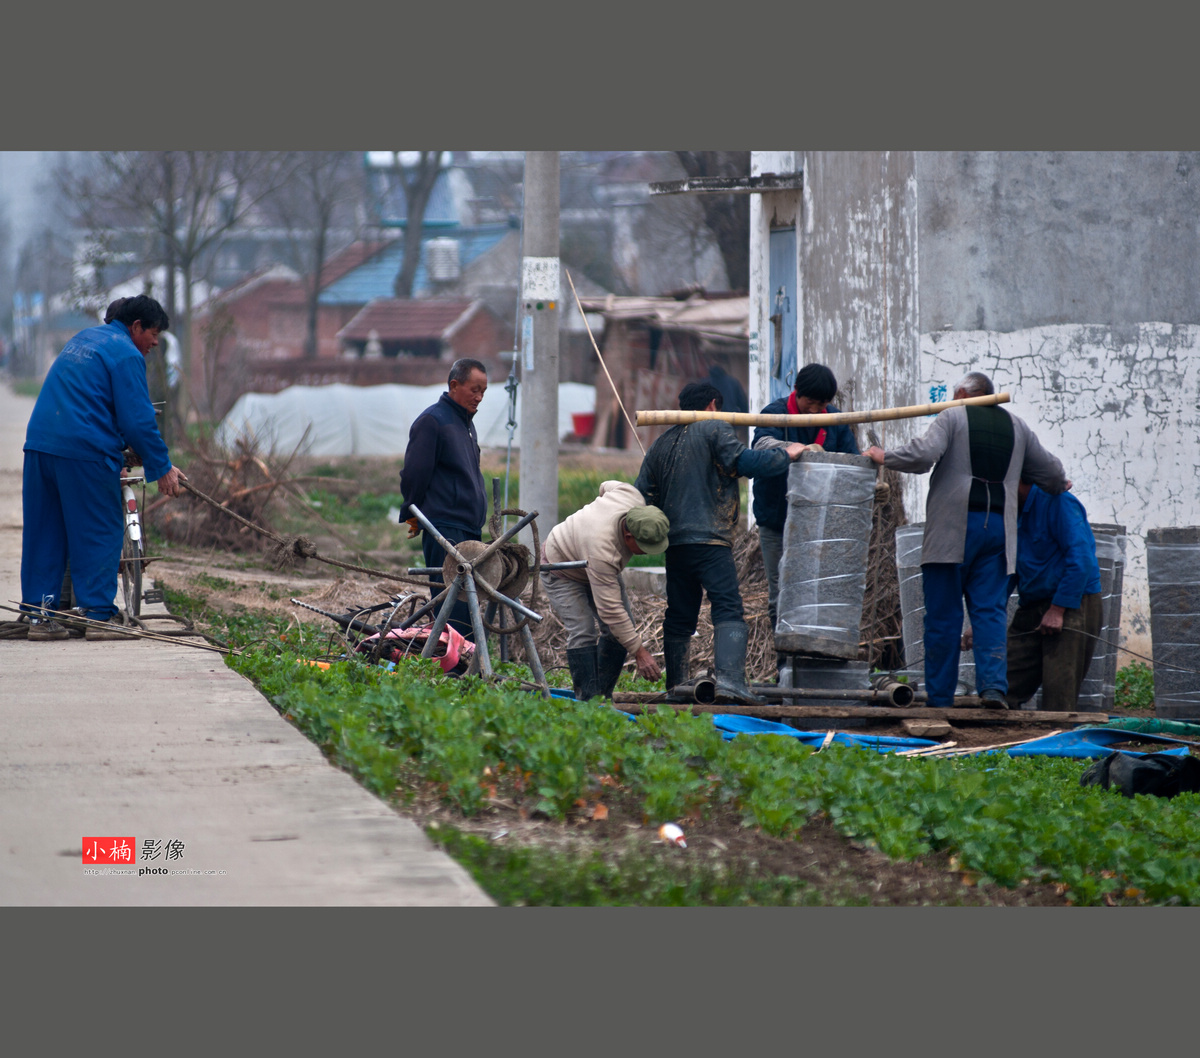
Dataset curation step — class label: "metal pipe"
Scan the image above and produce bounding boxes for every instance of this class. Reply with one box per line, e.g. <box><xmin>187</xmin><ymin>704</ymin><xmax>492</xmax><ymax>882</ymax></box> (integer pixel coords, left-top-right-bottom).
<box><xmin>749</xmin><ymin>684</ymin><xmax>928</xmax><ymax>704</ymax></box>
<box><xmin>461</xmin><ymin>571</ymin><xmax>492</xmax><ymax>677</ymax></box>
<box><xmin>420</xmin><ymin>576</ymin><xmax>461</xmax><ymax>659</ymax></box>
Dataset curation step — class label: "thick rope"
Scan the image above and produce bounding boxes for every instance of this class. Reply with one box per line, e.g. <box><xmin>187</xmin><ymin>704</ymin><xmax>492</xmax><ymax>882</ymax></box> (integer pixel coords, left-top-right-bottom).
<box><xmin>181</xmin><ymin>480</ymin><xmax>424</xmax><ymax>586</ymax></box>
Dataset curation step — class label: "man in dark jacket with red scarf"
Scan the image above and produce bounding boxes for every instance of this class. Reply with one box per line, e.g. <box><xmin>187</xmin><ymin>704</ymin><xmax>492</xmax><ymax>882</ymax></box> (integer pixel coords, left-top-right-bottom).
<box><xmin>751</xmin><ymin>364</ymin><xmax>859</xmax><ymax>632</ymax></box>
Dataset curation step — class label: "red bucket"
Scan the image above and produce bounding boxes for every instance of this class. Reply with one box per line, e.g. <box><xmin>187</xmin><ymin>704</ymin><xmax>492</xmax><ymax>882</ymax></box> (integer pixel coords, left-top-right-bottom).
<box><xmin>571</xmin><ymin>412</ymin><xmax>596</xmax><ymax>440</ymax></box>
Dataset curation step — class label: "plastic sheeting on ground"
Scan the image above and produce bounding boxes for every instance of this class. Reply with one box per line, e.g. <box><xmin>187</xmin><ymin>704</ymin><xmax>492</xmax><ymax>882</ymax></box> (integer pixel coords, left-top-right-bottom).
<box><xmin>1003</xmin><ymin>726</ymin><xmax>1194</xmax><ymax>759</ymax></box>
<box><xmin>707</xmin><ymin>713</ymin><xmax>937</xmax><ymax>751</ymax></box>
<box><xmin>214</xmin><ymin>381</ymin><xmax>598</xmax><ymax>457</ymax></box>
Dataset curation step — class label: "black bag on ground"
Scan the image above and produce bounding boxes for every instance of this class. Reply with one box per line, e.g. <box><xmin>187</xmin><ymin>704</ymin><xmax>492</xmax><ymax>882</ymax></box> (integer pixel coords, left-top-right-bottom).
<box><xmin>1080</xmin><ymin>751</ymin><xmax>1200</xmax><ymax>799</ymax></box>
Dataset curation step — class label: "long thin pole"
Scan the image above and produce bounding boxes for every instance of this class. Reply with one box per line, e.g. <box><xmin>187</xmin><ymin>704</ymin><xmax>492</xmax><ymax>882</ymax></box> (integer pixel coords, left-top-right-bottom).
<box><xmin>517</xmin><ymin>151</ymin><xmax>560</xmax><ymax>548</ymax></box>
<box><xmin>565</xmin><ymin>268</ymin><xmax>645</xmax><ymax>456</ymax></box>
<box><xmin>636</xmin><ymin>391</ymin><xmax>1011</xmax><ymax>429</ymax></box>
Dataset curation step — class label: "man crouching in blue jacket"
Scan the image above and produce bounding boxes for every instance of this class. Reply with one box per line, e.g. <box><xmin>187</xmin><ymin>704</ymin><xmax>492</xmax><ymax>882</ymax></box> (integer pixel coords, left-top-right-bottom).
<box><xmin>21</xmin><ymin>295</ymin><xmax>185</xmax><ymax>640</ymax></box>
<box><xmin>1005</xmin><ymin>479</ymin><xmax>1102</xmax><ymax>711</ymax></box>
<box><xmin>399</xmin><ymin>358</ymin><xmax>489</xmax><ymax>639</ymax></box>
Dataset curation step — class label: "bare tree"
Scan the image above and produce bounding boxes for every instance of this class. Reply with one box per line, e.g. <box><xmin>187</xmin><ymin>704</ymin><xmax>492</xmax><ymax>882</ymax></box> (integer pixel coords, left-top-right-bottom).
<box><xmin>56</xmin><ymin>151</ymin><xmax>291</xmax><ymax>418</ymax></box>
<box><xmin>389</xmin><ymin>151</ymin><xmax>444</xmax><ymax>298</ymax></box>
<box><xmin>258</xmin><ymin>152</ymin><xmax>364</xmax><ymax>358</ymax></box>
<box><xmin>674</xmin><ymin>151</ymin><xmax>752</xmax><ymax>292</ymax></box>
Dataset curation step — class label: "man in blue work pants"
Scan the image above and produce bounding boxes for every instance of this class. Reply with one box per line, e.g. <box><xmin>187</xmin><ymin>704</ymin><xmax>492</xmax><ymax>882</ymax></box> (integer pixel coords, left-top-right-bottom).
<box><xmin>20</xmin><ymin>295</ymin><xmax>183</xmax><ymax>641</ymax></box>
<box><xmin>921</xmin><ymin>510</ymin><xmax>1010</xmax><ymax>708</ymax></box>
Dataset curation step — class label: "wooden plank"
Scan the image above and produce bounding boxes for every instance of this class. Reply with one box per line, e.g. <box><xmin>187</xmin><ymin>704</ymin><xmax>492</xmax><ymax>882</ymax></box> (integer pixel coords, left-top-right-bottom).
<box><xmin>609</xmin><ymin>699</ymin><xmax>1105</xmax><ymax>725</ymax></box>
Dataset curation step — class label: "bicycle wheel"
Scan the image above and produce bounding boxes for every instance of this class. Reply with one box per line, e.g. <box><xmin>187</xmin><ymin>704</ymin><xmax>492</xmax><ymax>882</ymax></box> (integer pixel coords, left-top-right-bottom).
<box><xmin>121</xmin><ymin>522</ymin><xmax>144</xmax><ymax>618</ymax></box>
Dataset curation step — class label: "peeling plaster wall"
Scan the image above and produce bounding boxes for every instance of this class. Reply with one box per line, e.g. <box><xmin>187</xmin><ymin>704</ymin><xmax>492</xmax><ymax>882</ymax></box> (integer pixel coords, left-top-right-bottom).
<box><xmin>748</xmin><ymin>151</ymin><xmax>922</xmax><ymax>527</ymax></box>
<box><xmin>800</xmin><ymin>152</ymin><xmax>921</xmax><ymax>452</ymax></box>
<box><xmin>919</xmin><ymin>324</ymin><xmax>1200</xmax><ymax>659</ymax></box>
<box><xmin>916</xmin><ymin>151</ymin><xmax>1200</xmax><ymax>663</ymax></box>
<box><xmin>917</xmin><ymin>151</ymin><xmax>1200</xmax><ymax>331</ymax></box>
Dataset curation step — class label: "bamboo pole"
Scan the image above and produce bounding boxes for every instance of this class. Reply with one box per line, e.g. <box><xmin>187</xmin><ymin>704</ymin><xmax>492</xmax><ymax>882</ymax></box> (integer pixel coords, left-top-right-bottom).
<box><xmin>635</xmin><ymin>391</ymin><xmax>1011</xmax><ymax>429</ymax></box>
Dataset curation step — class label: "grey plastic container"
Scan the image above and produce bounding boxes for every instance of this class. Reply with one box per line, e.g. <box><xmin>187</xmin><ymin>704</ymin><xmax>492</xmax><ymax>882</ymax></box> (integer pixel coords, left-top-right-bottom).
<box><xmin>1146</xmin><ymin>526</ymin><xmax>1200</xmax><ymax>719</ymax></box>
<box><xmin>894</xmin><ymin>522</ymin><xmax>982</xmax><ymax>695</ymax></box>
<box><xmin>1076</xmin><ymin>524</ymin><xmax>1126</xmax><ymax>713</ymax></box>
<box><xmin>775</xmin><ymin>451</ymin><xmax>877</xmax><ymax>659</ymax></box>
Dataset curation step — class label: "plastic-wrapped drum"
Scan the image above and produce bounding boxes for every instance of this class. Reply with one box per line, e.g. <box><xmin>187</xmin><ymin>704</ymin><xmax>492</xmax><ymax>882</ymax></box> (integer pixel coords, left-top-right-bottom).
<box><xmin>775</xmin><ymin>451</ymin><xmax>877</xmax><ymax>659</ymax></box>
<box><xmin>1146</xmin><ymin>526</ymin><xmax>1200</xmax><ymax>719</ymax></box>
<box><xmin>895</xmin><ymin>524</ymin><xmax>927</xmax><ymax>668</ymax></box>
<box><xmin>1077</xmin><ymin>524</ymin><xmax>1126</xmax><ymax>713</ymax></box>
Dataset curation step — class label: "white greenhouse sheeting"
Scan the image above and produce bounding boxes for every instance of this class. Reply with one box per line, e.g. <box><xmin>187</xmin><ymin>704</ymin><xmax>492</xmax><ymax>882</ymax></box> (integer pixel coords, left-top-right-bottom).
<box><xmin>214</xmin><ymin>382</ymin><xmax>597</xmax><ymax>457</ymax></box>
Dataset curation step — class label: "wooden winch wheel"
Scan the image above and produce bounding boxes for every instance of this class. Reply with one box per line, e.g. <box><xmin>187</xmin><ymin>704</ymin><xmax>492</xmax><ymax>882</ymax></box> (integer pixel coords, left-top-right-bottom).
<box><xmin>441</xmin><ymin>538</ymin><xmax>536</xmax><ymax>635</ymax></box>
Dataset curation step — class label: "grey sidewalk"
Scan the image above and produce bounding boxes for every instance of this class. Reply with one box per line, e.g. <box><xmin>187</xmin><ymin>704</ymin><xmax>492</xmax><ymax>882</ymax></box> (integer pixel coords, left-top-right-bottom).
<box><xmin>0</xmin><ymin>382</ymin><xmax>491</xmax><ymax>905</ymax></box>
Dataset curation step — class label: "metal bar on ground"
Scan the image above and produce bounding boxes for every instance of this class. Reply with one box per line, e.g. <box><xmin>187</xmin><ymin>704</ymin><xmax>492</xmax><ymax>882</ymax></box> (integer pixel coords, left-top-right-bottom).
<box><xmin>396</xmin><ymin>585</ymin><xmax>452</xmax><ymax>631</ymax></box>
<box><xmin>420</xmin><ymin>576</ymin><xmax>461</xmax><ymax>659</ymax></box>
<box><xmin>518</xmin><ymin>620</ymin><xmax>550</xmax><ymax>698</ymax></box>
<box><xmin>466</xmin><ymin>509</ymin><xmax>538</xmax><ymax>570</ymax></box>
<box><xmin>406</xmin><ymin>505</ymin><xmax>470</xmax><ymax>569</ymax></box>
<box><xmin>461</xmin><ymin>573</ymin><xmax>492</xmax><ymax>677</ymax></box>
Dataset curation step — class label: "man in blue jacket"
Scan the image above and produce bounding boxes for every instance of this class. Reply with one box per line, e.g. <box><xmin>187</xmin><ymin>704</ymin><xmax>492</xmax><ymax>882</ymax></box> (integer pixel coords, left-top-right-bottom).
<box><xmin>635</xmin><ymin>381</ymin><xmax>806</xmax><ymax>704</ymax></box>
<box><xmin>399</xmin><ymin>358</ymin><xmax>489</xmax><ymax>638</ymax></box>
<box><xmin>1005</xmin><ymin>479</ymin><xmax>1102</xmax><ymax>710</ymax></box>
<box><xmin>751</xmin><ymin>364</ymin><xmax>859</xmax><ymax>632</ymax></box>
<box><xmin>21</xmin><ymin>295</ymin><xmax>184</xmax><ymax>640</ymax></box>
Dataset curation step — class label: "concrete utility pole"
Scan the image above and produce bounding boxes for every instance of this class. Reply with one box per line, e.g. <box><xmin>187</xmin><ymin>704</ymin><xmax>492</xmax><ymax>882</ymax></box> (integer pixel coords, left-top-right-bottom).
<box><xmin>517</xmin><ymin>151</ymin><xmax>560</xmax><ymax>547</ymax></box>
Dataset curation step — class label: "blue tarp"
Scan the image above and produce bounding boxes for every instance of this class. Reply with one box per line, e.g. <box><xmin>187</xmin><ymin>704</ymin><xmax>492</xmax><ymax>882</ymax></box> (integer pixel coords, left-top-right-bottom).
<box><xmin>708</xmin><ymin>713</ymin><xmax>937</xmax><ymax>751</ymax></box>
<box><xmin>1003</xmin><ymin>727</ymin><xmax>1194</xmax><ymax>759</ymax></box>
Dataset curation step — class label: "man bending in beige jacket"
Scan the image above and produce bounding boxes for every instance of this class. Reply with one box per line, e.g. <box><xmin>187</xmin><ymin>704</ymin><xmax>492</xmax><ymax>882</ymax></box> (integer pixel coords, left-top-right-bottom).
<box><xmin>541</xmin><ymin>481</ymin><xmax>670</xmax><ymax>701</ymax></box>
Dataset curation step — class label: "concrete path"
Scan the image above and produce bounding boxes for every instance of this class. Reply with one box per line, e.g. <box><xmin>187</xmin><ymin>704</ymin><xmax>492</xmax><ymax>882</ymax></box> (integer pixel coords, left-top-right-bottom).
<box><xmin>0</xmin><ymin>381</ymin><xmax>491</xmax><ymax>905</ymax></box>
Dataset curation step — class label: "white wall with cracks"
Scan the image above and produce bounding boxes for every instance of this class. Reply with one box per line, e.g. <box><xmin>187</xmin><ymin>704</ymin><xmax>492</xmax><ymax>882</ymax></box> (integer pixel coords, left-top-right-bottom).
<box><xmin>917</xmin><ymin>322</ymin><xmax>1200</xmax><ymax>658</ymax></box>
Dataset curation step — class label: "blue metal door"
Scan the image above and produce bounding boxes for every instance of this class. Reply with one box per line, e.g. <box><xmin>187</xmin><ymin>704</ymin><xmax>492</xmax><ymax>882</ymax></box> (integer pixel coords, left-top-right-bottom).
<box><xmin>767</xmin><ymin>227</ymin><xmax>797</xmax><ymax>405</ymax></box>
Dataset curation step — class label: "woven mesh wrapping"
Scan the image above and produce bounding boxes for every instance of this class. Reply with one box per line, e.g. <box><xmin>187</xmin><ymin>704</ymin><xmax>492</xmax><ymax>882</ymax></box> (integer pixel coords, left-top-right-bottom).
<box><xmin>775</xmin><ymin>452</ymin><xmax>876</xmax><ymax>659</ymax></box>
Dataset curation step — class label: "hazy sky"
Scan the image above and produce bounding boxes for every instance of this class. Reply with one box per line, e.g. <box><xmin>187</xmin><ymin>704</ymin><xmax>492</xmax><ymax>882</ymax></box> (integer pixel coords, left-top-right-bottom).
<box><xmin>0</xmin><ymin>151</ymin><xmax>56</xmax><ymax>264</ymax></box>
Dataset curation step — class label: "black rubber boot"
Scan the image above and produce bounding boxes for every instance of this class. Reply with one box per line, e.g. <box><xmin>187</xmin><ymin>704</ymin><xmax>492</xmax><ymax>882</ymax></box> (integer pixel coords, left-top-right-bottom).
<box><xmin>566</xmin><ymin>645</ymin><xmax>602</xmax><ymax>701</ymax></box>
<box><xmin>596</xmin><ymin>636</ymin><xmax>628</xmax><ymax>699</ymax></box>
<box><xmin>662</xmin><ymin>635</ymin><xmax>692</xmax><ymax>702</ymax></box>
<box><xmin>713</xmin><ymin>622</ymin><xmax>764</xmax><ymax>706</ymax></box>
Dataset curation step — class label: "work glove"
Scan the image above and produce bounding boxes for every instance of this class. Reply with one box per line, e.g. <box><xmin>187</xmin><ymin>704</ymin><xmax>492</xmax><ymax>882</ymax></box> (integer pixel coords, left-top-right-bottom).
<box><xmin>873</xmin><ymin>482</ymin><xmax>891</xmax><ymax>505</ymax></box>
<box><xmin>406</xmin><ymin>517</ymin><xmax>421</xmax><ymax>539</ymax></box>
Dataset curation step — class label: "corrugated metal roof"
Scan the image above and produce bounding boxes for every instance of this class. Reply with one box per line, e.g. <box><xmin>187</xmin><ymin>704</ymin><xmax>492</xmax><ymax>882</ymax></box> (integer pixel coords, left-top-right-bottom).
<box><xmin>318</xmin><ymin>225</ymin><xmax>510</xmax><ymax>306</ymax></box>
<box><xmin>578</xmin><ymin>294</ymin><xmax>749</xmax><ymax>340</ymax></box>
<box><xmin>337</xmin><ymin>299</ymin><xmax>479</xmax><ymax>342</ymax></box>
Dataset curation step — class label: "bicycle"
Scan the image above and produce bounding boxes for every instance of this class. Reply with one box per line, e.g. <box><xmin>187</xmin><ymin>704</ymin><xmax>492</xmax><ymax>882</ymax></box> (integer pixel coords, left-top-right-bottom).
<box><xmin>119</xmin><ymin>467</ymin><xmax>148</xmax><ymax>620</ymax></box>
<box><xmin>57</xmin><ymin>458</ymin><xmax>157</xmax><ymax>623</ymax></box>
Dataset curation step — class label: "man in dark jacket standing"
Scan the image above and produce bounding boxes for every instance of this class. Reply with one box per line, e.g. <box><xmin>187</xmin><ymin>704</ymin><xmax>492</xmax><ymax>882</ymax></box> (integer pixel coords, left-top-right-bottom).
<box><xmin>21</xmin><ymin>295</ymin><xmax>184</xmax><ymax>640</ymax></box>
<box><xmin>635</xmin><ymin>381</ymin><xmax>806</xmax><ymax>703</ymax></box>
<box><xmin>751</xmin><ymin>363</ymin><xmax>859</xmax><ymax>631</ymax></box>
<box><xmin>399</xmin><ymin>358</ymin><xmax>489</xmax><ymax>638</ymax></box>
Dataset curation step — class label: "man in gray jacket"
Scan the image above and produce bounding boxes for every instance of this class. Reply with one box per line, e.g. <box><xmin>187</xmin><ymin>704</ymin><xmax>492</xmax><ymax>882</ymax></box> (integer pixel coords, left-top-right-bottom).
<box><xmin>636</xmin><ymin>381</ymin><xmax>806</xmax><ymax>704</ymax></box>
<box><xmin>865</xmin><ymin>372</ymin><xmax>1069</xmax><ymax>709</ymax></box>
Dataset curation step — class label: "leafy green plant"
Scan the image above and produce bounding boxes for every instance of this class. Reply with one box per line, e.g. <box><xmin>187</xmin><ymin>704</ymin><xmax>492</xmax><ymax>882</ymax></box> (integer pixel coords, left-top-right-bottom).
<box><xmin>1115</xmin><ymin>662</ymin><xmax>1155</xmax><ymax>711</ymax></box>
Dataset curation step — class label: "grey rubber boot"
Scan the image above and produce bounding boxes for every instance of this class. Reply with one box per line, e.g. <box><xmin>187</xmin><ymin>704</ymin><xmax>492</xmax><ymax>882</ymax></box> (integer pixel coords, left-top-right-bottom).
<box><xmin>566</xmin><ymin>645</ymin><xmax>602</xmax><ymax>701</ymax></box>
<box><xmin>713</xmin><ymin>622</ymin><xmax>764</xmax><ymax>706</ymax></box>
<box><xmin>596</xmin><ymin>636</ymin><xmax>628</xmax><ymax>699</ymax></box>
<box><xmin>662</xmin><ymin>635</ymin><xmax>692</xmax><ymax>702</ymax></box>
